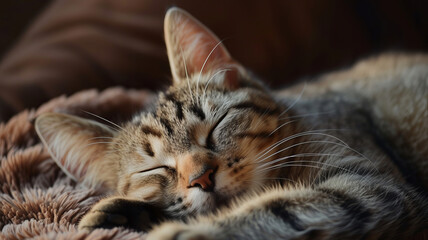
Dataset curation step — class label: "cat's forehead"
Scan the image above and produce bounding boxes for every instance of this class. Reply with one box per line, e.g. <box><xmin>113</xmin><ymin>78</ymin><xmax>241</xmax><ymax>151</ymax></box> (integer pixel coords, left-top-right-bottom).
<box><xmin>127</xmin><ymin>79</ymin><xmax>277</xmax><ymax>149</ymax></box>
<box><xmin>133</xmin><ymin>80</ymin><xmax>275</xmax><ymax>123</ymax></box>
<box><xmin>156</xmin><ymin>83</ymin><xmax>252</xmax><ymax>116</ymax></box>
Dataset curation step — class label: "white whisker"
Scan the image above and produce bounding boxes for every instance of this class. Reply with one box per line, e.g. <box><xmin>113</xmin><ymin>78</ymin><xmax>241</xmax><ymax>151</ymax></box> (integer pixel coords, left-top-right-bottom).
<box><xmin>255</xmin><ymin>130</ymin><xmax>350</xmax><ymax>162</ymax></box>
<box><xmin>279</xmin><ymin>110</ymin><xmax>335</xmax><ymax>121</ymax></box>
<box><xmin>82</xmin><ymin>111</ymin><xmax>124</xmax><ymax>131</ymax></box>
<box><xmin>255</xmin><ymin>138</ymin><xmax>376</xmax><ymax>169</ymax></box>
<box><xmin>255</xmin><ymin>140</ymin><xmax>349</xmax><ymax>164</ymax></box>
<box><xmin>197</xmin><ymin>40</ymin><xmax>225</xmax><ymax>98</ymax></box>
<box><xmin>86</xmin><ymin>136</ymin><xmax>114</xmax><ymax>141</ymax></box>
<box><xmin>278</xmin><ymin>82</ymin><xmax>307</xmax><ymax>117</ymax></box>
<box><xmin>268</xmin><ymin>119</ymin><xmax>298</xmax><ymax>136</ymax></box>
<box><xmin>257</xmin><ymin>163</ymin><xmax>327</xmax><ymax>174</ymax></box>
<box><xmin>258</xmin><ymin>159</ymin><xmax>352</xmax><ymax>173</ymax></box>
<box><xmin>80</xmin><ymin>141</ymin><xmax>112</xmax><ymax>150</ymax></box>
<box><xmin>256</xmin><ymin>153</ymin><xmax>346</xmax><ymax>171</ymax></box>
<box><xmin>252</xmin><ymin>108</ymin><xmax>272</xmax><ymax>130</ymax></box>
<box><xmin>179</xmin><ymin>45</ymin><xmax>194</xmax><ymax>104</ymax></box>
<box><xmin>203</xmin><ymin>68</ymin><xmax>232</xmax><ymax>98</ymax></box>
<box><xmin>242</xmin><ymin>177</ymin><xmax>298</xmax><ymax>185</ymax></box>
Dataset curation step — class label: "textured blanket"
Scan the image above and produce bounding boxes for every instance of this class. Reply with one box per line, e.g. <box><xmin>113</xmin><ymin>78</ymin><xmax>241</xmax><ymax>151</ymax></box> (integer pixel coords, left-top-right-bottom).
<box><xmin>1</xmin><ymin>87</ymin><xmax>427</xmax><ymax>240</ymax></box>
<box><xmin>0</xmin><ymin>87</ymin><xmax>154</xmax><ymax>239</ymax></box>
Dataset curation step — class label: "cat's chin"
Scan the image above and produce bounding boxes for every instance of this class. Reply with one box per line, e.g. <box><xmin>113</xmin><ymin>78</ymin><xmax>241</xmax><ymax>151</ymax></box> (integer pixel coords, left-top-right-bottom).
<box><xmin>187</xmin><ymin>189</ymin><xmax>231</xmax><ymax>215</ymax></box>
<box><xmin>210</xmin><ymin>192</ymin><xmax>230</xmax><ymax>211</ymax></box>
<box><xmin>198</xmin><ymin>186</ymin><xmax>256</xmax><ymax>215</ymax></box>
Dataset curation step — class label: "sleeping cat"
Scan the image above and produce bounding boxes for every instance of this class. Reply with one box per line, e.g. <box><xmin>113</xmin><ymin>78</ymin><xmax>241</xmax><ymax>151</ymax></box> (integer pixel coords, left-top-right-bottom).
<box><xmin>35</xmin><ymin>7</ymin><xmax>427</xmax><ymax>239</ymax></box>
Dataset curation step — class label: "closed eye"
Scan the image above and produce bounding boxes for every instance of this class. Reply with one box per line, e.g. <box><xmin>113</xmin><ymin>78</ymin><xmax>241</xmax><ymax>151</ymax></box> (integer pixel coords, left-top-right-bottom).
<box><xmin>138</xmin><ymin>166</ymin><xmax>175</xmax><ymax>174</ymax></box>
<box><xmin>206</xmin><ymin>111</ymin><xmax>229</xmax><ymax>150</ymax></box>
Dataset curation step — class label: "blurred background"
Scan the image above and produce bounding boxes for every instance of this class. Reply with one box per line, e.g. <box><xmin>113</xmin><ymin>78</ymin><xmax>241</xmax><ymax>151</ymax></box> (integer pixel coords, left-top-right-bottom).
<box><xmin>0</xmin><ymin>0</ymin><xmax>427</xmax><ymax>121</ymax></box>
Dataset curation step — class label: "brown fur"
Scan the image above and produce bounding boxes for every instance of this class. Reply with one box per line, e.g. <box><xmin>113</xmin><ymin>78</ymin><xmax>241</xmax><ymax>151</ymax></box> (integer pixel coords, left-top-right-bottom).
<box><xmin>13</xmin><ymin>7</ymin><xmax>428</xmax><ymax>240</ymax></box>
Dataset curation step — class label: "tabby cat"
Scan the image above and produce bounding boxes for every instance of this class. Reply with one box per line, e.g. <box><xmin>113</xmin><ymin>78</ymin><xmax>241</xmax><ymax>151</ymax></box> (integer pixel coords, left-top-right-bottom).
<box><xmin>35</xmin><ymin>7</ymin><xmax>427</xmax><ymax>239</ymax></box>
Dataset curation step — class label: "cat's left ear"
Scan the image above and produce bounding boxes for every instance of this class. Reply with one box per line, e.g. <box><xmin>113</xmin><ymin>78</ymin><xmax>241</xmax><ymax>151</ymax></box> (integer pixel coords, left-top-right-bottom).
<box><xmin>35</xmin><ymin>113</ymin><xmax>118</xmax><ymax>191</ymax></box>
<box><xmin>164</xmin><ymin>7</ymin><xmax>241</xmax><ymax>89</ymax></box>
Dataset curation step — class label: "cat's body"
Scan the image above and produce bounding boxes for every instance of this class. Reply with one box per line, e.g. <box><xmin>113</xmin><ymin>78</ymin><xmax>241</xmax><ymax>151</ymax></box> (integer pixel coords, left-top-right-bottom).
<box><xmin>278</xmin><ymin>53</ymin><xmax>428</xmax><ymax>189</ymax></box>
<box><xmin>35</xmin><ymin>8</ymin><xmax>427</xmax><ymax>239</ymax></box>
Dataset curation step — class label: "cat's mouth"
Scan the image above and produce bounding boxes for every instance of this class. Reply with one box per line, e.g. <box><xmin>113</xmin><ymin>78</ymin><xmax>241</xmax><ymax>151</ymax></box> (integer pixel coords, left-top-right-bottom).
<box><xmin>200</xmin><ymin>186</ymin><xmax>249</xmax><ymax>214</ymax></box>
<box><xmin>180</xmin><ymin>188</ymin><xmax>229</xmax><ymax>216</ymax></box>
<box><xmin>211</xmin><ymin>192</ymin><xmax>230</xmax><ymax>209</ymax></box>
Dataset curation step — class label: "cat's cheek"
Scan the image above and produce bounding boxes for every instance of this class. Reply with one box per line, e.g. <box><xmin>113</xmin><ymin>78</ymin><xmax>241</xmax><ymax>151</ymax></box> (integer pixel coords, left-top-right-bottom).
<box><xmin>146</xmin><ymin>222</ymin><xmax>219</xmax><ymax>240</ymax></box>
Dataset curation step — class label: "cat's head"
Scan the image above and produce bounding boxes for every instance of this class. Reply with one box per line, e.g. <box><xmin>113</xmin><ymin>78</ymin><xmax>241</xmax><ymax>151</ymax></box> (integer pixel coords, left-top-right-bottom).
<box><xmin>36</xmin><ymin>8</ymin><xmax>289</xmax><ymax>216</ymax></box>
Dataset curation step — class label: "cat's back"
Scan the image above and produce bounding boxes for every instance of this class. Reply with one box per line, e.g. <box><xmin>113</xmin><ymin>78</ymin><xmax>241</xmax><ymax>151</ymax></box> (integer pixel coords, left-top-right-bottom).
<box><xmin>276</xmin><ymin>52</ymin><xmax>428</xmax><ymax>188</ymax></box>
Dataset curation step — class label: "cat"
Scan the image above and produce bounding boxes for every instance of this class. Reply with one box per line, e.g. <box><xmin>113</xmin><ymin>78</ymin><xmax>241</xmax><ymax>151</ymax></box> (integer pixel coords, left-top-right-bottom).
<box><xmin>35</xmin><ymin>7</ymin><xmax>428</xmax><ymax>240</ymax></box>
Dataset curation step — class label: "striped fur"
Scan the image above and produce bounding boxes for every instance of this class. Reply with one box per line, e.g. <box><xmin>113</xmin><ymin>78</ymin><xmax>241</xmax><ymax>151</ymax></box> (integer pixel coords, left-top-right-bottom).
<box><xmin>35</xmin><ymin>7</ymin><xmax>427</xmax><ymax>239</ymax></box>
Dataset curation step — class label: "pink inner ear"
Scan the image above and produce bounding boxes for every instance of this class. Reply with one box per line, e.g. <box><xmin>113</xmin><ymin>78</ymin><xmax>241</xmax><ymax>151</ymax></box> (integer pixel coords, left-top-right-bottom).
<box><xmin>182</xmin><ymin>32</ymin><xmax>230</xmax><ymax>75</ymax></box>
<box><xmin>170</xmin><ymin>9</ymin><xmax>233</xmax><ymax>76</ymax></box>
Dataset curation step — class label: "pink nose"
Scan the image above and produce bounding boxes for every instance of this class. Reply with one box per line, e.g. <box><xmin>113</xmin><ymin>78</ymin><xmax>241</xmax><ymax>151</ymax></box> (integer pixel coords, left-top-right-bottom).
<box><xmin>189</xmin><ymin>168</ymin><xmax>216</xmax><ymax>191</ymax></box>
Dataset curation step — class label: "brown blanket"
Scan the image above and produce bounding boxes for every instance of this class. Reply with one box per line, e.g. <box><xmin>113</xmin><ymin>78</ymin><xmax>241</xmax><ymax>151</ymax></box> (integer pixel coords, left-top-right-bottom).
<box><xmin>0</xmin><ymin>87</ymin><xmax>154</xmax><ymax>239</ymax></box>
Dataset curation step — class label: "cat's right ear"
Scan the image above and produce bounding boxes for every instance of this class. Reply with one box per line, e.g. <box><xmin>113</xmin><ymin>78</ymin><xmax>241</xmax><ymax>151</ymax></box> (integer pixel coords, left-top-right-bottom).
<box><xmin>35</xmin><ymin>113</ymin><xmax>118</xmax><ymax>191</ymax></box>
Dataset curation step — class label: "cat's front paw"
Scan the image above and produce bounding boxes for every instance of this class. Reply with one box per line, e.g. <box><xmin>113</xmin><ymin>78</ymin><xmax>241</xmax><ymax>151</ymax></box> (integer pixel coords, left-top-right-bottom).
<box><xmin>147</xmin><ymin>222</ymin><xmax>219</xmax><ymax>240</ymax></box>
<box><xmin>78</xmin><ymin>197</ymin><xmax>165</xmax><ymax>232</ymax></box>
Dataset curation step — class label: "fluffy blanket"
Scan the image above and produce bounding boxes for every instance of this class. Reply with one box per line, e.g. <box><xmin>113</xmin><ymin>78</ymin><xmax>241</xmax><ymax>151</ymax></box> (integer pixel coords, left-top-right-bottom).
<box><xmin>0</xmin><ymin>87</ymin><xmax>154</xmax><ymax>239</ymax></box>
<box><xmin>1</xmin><ymin>87</ymin><xmax>426</xmax><ymax>240</ymax></box>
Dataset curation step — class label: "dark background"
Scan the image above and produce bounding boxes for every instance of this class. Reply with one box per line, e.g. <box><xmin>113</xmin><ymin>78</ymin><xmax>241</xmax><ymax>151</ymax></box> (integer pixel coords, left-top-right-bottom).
<box><xmin>0</xmin><ymin>0</ymin><xmax>51</xmax><ymax>58</ymax></box>
<box><xmin>0</xmin><ymin>0</ymin><xmax>427</xmax><ymax>121</ymax></box>
<box><xmin>1</xmin><ymin>0</ymin><xmax>427</xmax><ymax>71</ymax></box>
